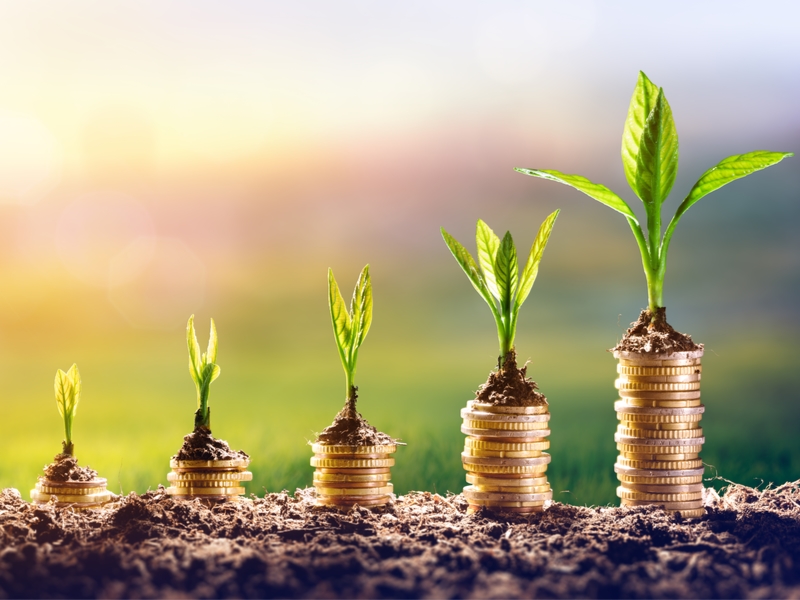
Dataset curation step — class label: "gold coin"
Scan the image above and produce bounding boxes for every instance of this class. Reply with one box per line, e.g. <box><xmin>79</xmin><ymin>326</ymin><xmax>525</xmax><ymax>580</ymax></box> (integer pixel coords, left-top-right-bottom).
<box><xmin>168</xmin><ymin>478</ymin><xmax>251</xmax><ymax>489</ymax></box>
<box><xmin>31</xmin><ymin>490</ymin><xmax>113</xmax><ymax>504</ymax></box>
<box><xmin>464</xmin><ymin>448</ymin><xmax>543</xmax><ymax>459</ymax></box>
<box><xmin>461</xmin><ymin>427</ymin><xmax>550</xmax><ymax>440</ymax></box>
<box><xmin>620</xmin><ymin>374</ymin><xmax>702</xmax><ymax>386</ymax></box>
<box><xmin>677</xmin><ymin>508</ymin><xmax>705</xmax><ymax>518</ymax></box>
<box><xmin>617</xmin><ymin>487</ymin><xmax>702</xmax><ymax>502</ymax></box>
<box><xmin>618</xmin><ymin>444</ymin><xmax>703</xmax><ymax>455</ymax></box>
<box><xmin>469</xmin><ymin>401</ymin><xmax>548</xmax><ymax>415</ymax></box>
<box><xmin>614</xmin><ymin>401</ymin><xmax>705</xmax><ymax>416</ymax></box>
<box><xmin>620</xmin><ymin>483</ymin><xmax>704</xmax><ymax>494</ymax></box>
<box><xmin>167</xmin><ymin>486</ymin><xmax>245</xmax><ymax>496</ymax></box>
<box><xmin>616</xmin><ymin>353</ymin><xmax>702</xmax><ymax>366</ymax></box>
<box><xmin>461</xmin><ymin>453</ymin><xmax>550</xmax><ymax>467</ymax></box>
<box><xmin>315</xmin><ymin>497</ymin><xmax>390</xmax><ymax>507</ymax></box>
<box><xmin>315</xmin><ymin>484</ymin><xmax>393</xmax><ymax>496</ymax></box>
<box><xmin>313</xmin><ymin>472</ymin><xmax>391</xmax><ymax>483</ymax></box>
<box><xmin>616</xmin><ymin>380</ymin><xmax>701</xmax><ymax>392</ymax></box>
<box><xmin>618</xmin><ymin>418</ymin><xmax>701</xmax><ymax>429</ymax></box>
<box><xmin>614</xmin><ymin>464</ymin><xmax>705</xmax><ymax>478</ymax></box>
<box><xmin>463</xmin><ymin>463</ymin><xmax>549</xmax><ymax>475</ymax></box>
<box><xmin>621</xmin><ymin>498</ymin><xmax>703</xmax><ymax>510</ymax></box>
<box><xmin>310</xmin><ymin>457</ymin><xmax>394</xmax><ymax>469</ymax></box>
<box><xmin>466</xmin><ymin>474</ymin><xmax>548</xmax><ymax>487</ymax></box>
<box><xmin>168</xmin><ymin>471</ymin><xmax>253</xmax><ymax>483</ymax></box>
<box><xmin>621</xmin><ymin>452</ymin><xmax>700</xmax><ymax>461</ymax></box>
<box><xmin>616</xmin><ymin>457</ymin><xmax>703</xmax><ymax>470</ymax></box>
<box><xmin>617</xmin><ymin>426</ymin><xmax>703</xmax><ymax>439</ymax></box>
<box><xmin>310</xmin><ymin>444</ymin><xmax>397</xmax><ymax>455</ymax></box>
<box><xmin>620</xmin><ymin>388</ymin><xmax>701</xmax><ymax>399</ymax></box>
<box><xmin>38</xmin><ymin>485</ymin><xmax>97</xmax><ymax>496</ymax></box>
<box><xmin>470</xmin><ymin>484</ymin><xmax>551</xmax><ymax>493</ymax></box>
<box><xmin>463</xmin><ymin>419</ymin><xmax>549</xmax><ymax>431</ymax></box>
<box><xmin>466</xmin><ymin>498</ymin><xmax>547</xmax><ymax>508</ymax></box>
<box><xmin>470</xmin><ymin>505</ymin><xmax>545</xmax><ymax>514</ymax></box>
<box><xmin>615</xmin><ymin>433</ymin><xmax>704</xmax><ymax>446</ymax></box>
<box><xmin>618</xmin><ymin>364</ymin><xmax>702</xmax><ymax>376</ymax></box>
<box><xmin>316</xmin><ymin>467</ymin><xmax>391</xmax><ymax>475</ymax></box>
<box><xmin>170</xmin><ymin>458</ymin><xmax>249</xmax><ymax>469</ymax></box>
<box><xmin>617</xmin><ymin>474</ymin><xmax>703</xmax><ymax>486</ymax></box>
<box><xmin>463</xmin><ymin>486</ymin><xmax>552</xmax><ymax>502</ymax></box>
<box><xmin>462</xmin><ymin>408</ymin><xmax>549</xmax><ymax>423</ymax></box>
<box><xmin>312</xmin><ymin>480</ymin><xmax>391</xmax><ymax>489</ymax></box>
<box><xmin>465</xmin><ymin>438</ymin><xmax>549</xmax><ymax>452</ymax></box>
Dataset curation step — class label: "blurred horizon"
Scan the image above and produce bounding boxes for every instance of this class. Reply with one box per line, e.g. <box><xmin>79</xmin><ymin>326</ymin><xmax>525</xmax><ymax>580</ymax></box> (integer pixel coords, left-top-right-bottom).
<box><xmin>0</xmin><ymin>1</ymin><xmax>798</xmax><ymax>504</ymax></box>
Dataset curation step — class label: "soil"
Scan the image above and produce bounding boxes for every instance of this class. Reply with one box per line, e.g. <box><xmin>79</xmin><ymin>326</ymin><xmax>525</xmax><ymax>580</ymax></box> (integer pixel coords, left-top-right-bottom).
<box><xmin>173</xmin><ymin>427</ymin><xmax>250</xmax><ymax>462</ymax></box>
<box><xmin>475</xmin><ymin>350</ymin><xmax>547</xmax><ymax>407</ymax></box>
<box><xmin>42</xmin><ymin>454</ymin><xmax>98</xmax><ymax>483</ymax></box>
<box><xmin>316</xmin><ymin>401</ymin><xmax>397</xmax><ymax>447</ymax></box>
<box><xmin>0</xmin><ymin>480</ymin><xmax>798</xmax><ymax>598</ymax></box>
<box><xmin>614</xmin><ymin>308</ymin><xmax>702</xmax><ymax>354</ymax></box>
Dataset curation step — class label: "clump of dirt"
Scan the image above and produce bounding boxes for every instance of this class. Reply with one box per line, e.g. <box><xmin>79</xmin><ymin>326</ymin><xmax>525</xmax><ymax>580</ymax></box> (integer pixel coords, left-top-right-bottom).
<box><xmin>42</xmin><ymin>453</ymin><xmax>98</xmax><ymax>482</ymax></box>
<box><xmin>614</xmin><ymin>308</ymin><xmax>702</xmax><ymax>354</ymax></box>
<box><xmin>173</xmin><ymin>427</ymin><xmax>249</xmax><ymax>461</ymax></box>
<box><xmin>316</xmin><ymin>401</ymin><xmax>396</xmax><ymax>446</ymax></box>
<box><xmin>0</xmin><ymin>481</ymin><xmax>798</xmax><ymax>598</ymax></box>
<box><xmin>476</xmin><ymin>349</ymin><xmax>547</xmax><ymax>407</ymax></box>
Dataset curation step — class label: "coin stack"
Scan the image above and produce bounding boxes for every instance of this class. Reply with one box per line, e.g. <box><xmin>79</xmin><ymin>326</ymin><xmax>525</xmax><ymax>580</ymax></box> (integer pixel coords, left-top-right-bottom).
<box><xmin>31</xmin><ymin>477</ymin><xmax>113</xmax><ymax>509</ymax></box>
<box><xmin>460</xmin><ymin>400</ymin><xmax>552</xmax><ymax>514</ymax></box>
<box><xmin>613</xmin><ymin>349</ymin><xmax>705</xmax><ymax>518</ymax></box>
<box><xmin>166</xmin><ymin>458</ymin><xmax>252</xmax><ymax>502</ymax></box>
<box><xmin>311</xmin><ymin>443</ymin><xmax>396</xmax><ymax>508</ymax></box>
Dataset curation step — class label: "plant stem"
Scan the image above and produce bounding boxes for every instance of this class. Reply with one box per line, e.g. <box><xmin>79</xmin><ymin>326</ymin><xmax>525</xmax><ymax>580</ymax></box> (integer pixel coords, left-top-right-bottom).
<box><xmin>62</xmin><ymin>441</ymin><xmax>74</xmax><ymax>456</ymax></box>
<box><xmin>345</xmin><ymin>368</ymin><xmax>357</xmax><ymax>415</ymax></box>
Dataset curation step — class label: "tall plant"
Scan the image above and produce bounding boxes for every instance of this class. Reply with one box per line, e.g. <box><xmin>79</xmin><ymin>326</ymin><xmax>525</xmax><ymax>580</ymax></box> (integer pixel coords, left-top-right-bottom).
<box><xmin>54</xmin><ymin>364</ymin><xmax>81</xmax><ymax>456</ymax></box>
<box><xmin>441</xmin><ymin>211</ymin><xmax>559</xmax><ymax>367</ymax></box>
<box><xmin>187</xmin><ymin>315</ymin><xmax>220</xmax><ymax>430</ymax></box>
<box><xmin>516</xmin><ymin>71</ymin><xmax>792</xmax><ymax>320</ymax></box>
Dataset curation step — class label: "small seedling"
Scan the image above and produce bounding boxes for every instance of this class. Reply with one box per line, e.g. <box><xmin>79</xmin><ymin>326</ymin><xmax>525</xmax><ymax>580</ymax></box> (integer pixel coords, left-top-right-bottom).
<box><xmin>54</xmin><ymin>364</ymin><xmax>81</xmax><ymax>456</ymax></box>
<box><xmin>328</xmin><ymin>265</ymin><xmax>372</xmax><ymax>415</ymax></box>
<box><xmin>516</xmin><ymin>71</ymin><xmax>792</xmax><ymax>320</ymax></box>
<box><xmin>441</xmin><ymin>211</ymin><xmax>559</xmax><ymax>367</ymax></box>
<box><xmin>187</xmin><ymin>315</ymin><xmax>220</xmax><ymax>430</ymax></box>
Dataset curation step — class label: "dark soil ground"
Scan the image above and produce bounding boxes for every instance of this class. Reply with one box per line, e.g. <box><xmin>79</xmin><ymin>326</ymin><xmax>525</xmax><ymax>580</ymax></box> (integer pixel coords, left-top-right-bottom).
<box><xmin>173</xmin><ymin>428</ymin><xmax>250</xmax><ymax>462</ymax></box>
<box><xmin>1</xmin><ymin>480</ymin><xmax>798</xmax><ymax>598</ymax></box>
<box><xmin>316</xmin><ymin>401</ymin><xmax>396</xmax><ymax>446</ymax></box>
<box><xmin>614</xmin><ymin>308</ymin><xmax>702</xmax><ymax>354</ymax></box>
<box><xmin>42</xmin><ymin>455</ymin><xmax>98</xmax><ymax>483</ymax></box>
<box><xmin>475</xmin><ymin>350</ymin><xmax>546</xmax><ymax>407</ymax></box>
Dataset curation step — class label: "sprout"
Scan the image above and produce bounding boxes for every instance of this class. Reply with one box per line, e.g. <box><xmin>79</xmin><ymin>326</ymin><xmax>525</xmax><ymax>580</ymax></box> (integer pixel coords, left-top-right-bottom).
<box><xmin>328</xmin><ymin>265</ymin><xmax>373</xmax><ymax>414</ymax></box>
<box><xmin>187</xmin><ymin>315</ymin><xmax>220</xmax><ymax>430</ymax></box>
<box><xmin>516</xmin><ymin>72</ymin><xmax>792</xmax><ymax>321</ymax></box>
<box><xmin>54</xmin><ymin>364</ymin><xmax>81</xmax><ymax>456</ymax></box>
<box><xmin>441</xmin><ymin>211</ymin><xmax>559</xmax><ymax>366</ymax></box>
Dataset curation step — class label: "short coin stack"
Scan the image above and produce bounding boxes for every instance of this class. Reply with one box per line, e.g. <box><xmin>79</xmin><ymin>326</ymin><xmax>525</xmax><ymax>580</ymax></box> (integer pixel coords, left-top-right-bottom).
<box><xmin>311</xmin><ymin>443</ymin><xmax>396</xmax><ymax>508</ymax></box>
<box><xmin>31</xmin><ymin>478</ymin><xmax>113</xmax><ymax>509</ymax></box>
<box><xmin>613</xmin><ymin>349</ymin><xmax>705</xmax><ymax>518</ymax></box>
<box><xmin>166</xmin><ymin>458</ymin><xmax>252</xmax><ymax>502</ymax></box>
<box><xmin>461</xmin><ymin>400</ymin><xmax>552</xmax><ymax>513</ymax></box>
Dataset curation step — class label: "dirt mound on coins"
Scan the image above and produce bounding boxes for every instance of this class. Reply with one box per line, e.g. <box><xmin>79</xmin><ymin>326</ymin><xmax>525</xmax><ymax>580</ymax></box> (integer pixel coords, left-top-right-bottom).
<box><xmin>42</xmin><ymin>453</ymin><xmax>98</xmax><ymax>482</ymax></box>
<box><xmin>316</xmin><ymin>403</ymin><xmax>396</xmax><ymax>446</ymax></box>
<box><xmin>614</xmin><ymin>308</ymin><xmax>702</xmax><ymax>354</ymax></box>
<box><xmin>173</xmin><ymin>427</ymin><xmax>249</xmax><ymax>461</ymax></box>
<box><xmin>476</xmin><ymin>349</ymin><xmax>547</xmax><ymax>407</ymax></box>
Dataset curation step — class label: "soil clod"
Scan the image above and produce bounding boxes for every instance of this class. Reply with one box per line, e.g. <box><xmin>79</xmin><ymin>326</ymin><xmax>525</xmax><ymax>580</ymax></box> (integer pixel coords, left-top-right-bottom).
<box><xmin>316</xmin><ymin>403</ymin><xmax>396</xmax><ymax>446</ymax></box>
<box><xmin>614</xmin><ymin>308</ymin><xmax>702</xmax><ymax>354</ymax></box>
<box><xmin>173</xmin><ymin>427</ymin><xmax>249</xmax><ymax>461</ymax></box>
<box><xmin>42</xmin><ymin>453</ymin><xmax>98</xmax><ymax>482</ymax></box>
<box><xmin>476</xmin><ymin>349</ymin><xmax>547</xmax><ymax>407</ymax></box>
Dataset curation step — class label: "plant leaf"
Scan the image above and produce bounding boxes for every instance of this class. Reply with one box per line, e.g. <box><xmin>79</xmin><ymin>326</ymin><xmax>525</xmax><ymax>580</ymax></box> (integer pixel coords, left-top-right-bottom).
<box><xmin>495</xmin><ymin>231</ymin><xmax>518</xmax><ymax>313</ymax></box>
<box><xmin>634</xmin><ymin>88</ymin><xmax>679</xmax><ymax>208</ymax></box>
<box><xmin>516</xmin><ymin>209</ymin><xmax>559</xmax><ymax>310</ymax></box>
<box><xmin>328</xmin><ymin>268</ymin><xmax>352</xmax><ymax>369</ymax></box>
<box><xmin>621</xmin><ymin>71</ymin><xmax>660</xmax><ymax>198</ymax></box>
<box><xmin>202</xmin><ymin>363</ymin><xmax>221</xmax><ymax>388</ymax></box>
<box><xmin>186</xmin><ymin>315</ymin><xmax>203</xmax><ymax>385</ymax></box>
<box><xmin>674</xmin><ymin>150</ymin><xmax>794</xmax><ymax>222</ymax></box>
<box><xmin>206</xmin><ymin>318</ymin><xmax>218</xmax><ymax>366</ymax></box>
<box><xmin>66</xmin><ymin>364</ymin><xmax>81</xmax><ymax>417</ymax></box>
<box><xmin>54</xmin><ymin>369</ymin><xmax>72</xmax><ymax>419</ymax></box>
<box><xmin>441</xmin><ymin>227</ymin><xmax>494</xmax><ymax>307</ymax></box>
<box><xmin>475</xmin><ymin>220</ymin><xmax>501</xmax><ymax>300</ymax></box>
<box><xmin>514</xmin><ymin>168</ymin><xmax>639</xmax><ymax>221</ymax></box>
<box><xmin>352</xmin><ymin>265</ymin><xmax>372</xmax><ymax>350</ymax></box>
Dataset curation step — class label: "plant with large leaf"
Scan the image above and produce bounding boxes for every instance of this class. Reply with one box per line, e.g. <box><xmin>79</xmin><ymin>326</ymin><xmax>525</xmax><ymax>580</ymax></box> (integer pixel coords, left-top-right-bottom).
<box><xmin>516</xmin><ymin>71</ymin><xmax>792</xmax><ymax>322</ymax></box>
<box><xmin>54</xmin><ymin>364</ymin><xmax>81</xmax><ymax>456</ymax></box>
<box><xmin>187</xmin><ymin>314</ymin><xmax>220</xmax><ymax>430</ymax></box>
<box><xmin>441</xmin><ymin>211</ymin><xmax>559</xmax><ymax>371</ymax></box>
<box><xmin>328</xmin><ymin>265</ymin><xmax>372</xmax><ymax>416</ymax></box>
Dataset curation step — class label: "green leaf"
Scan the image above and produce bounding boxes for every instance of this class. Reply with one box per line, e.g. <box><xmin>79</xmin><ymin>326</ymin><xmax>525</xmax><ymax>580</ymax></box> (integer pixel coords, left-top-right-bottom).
<box><xmin>206</xmin><ymin>318</ymin><xmax>218</xmax><ymax>366</ymax></box>
<box><xmin>675</xmin><ymin>150</ymin><xmax>794</xmax><ymax>221</ymax></box>
<box><xmin>186</xmin><ymin>315</ymin><xmax>203</xmax><ymax>385</ymax></box>
<box><xmin>351</xmin><ymin>265</ymin><xmax>373</xmax><ymax>350</ymax></box>
<box><xmin>634</xmin><ymin>88</ymin><xmax>679</xmax><ymax>208</ymax></box>
<box><xmin>475</xmin><ymin>220</ymin><xmax>501</xmax><ymax>300</ymax></box>
<box><xmin>54</xmin><ymin>369</ymin><xmax>73</xmax><ymax>419</ymax></box>
<box><xmin>328</xmin><ymin>268</ymin><xmax>352</xmax><ymax>368</ymax></box>
<box><xmin>514</xmin><ymin>168</ymin><xmax>639</xmax><ymax>221</ymax></box>
<box><xmin>516</xmin><ymin>209</ymin><xmax>559</xmax><ymax>310</ymax></box>
<box><xmin>201</xmin><ymin>363</ymin><xmax>221</xmax><ymax>388</ymax></box>
<box><xmin>622</xmin><ymin>71</ymin><xmax>660</xmax><ymax>198</ymax></box>
<box><xmin>66</xmin><ymin>364</ymin><xmax>81</xmax><ymax>417</ymax></box>
<box><xmin>495</xmin><ymin>231</ymin><xmax>518</xmax><ymax>313</ymax></box>
<box><xmin>441</xmin><ymin>227</ymin><xmax>494</xmax><ymax>305</ymax></box>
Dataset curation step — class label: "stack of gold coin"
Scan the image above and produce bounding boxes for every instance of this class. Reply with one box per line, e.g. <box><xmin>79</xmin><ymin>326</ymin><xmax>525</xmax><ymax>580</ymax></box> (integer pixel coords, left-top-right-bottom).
<box><xmin>613</xmin><ymin>349</ymin><xmax>705</xmax><ymax>518</ymax></box>
<box><xmin>31</xmin><ymin>478</ymin><xmax>113</xmax><ymax>509</ymax></box>
<box><xmin>460</xmin><ymin>400</ymin><xmax>552</xmax><ymax>514</ymax></box>
<box><xmin>310</xmin><ymin>443</ymin><xmax>396</xmax><ymax>508</ymax></box>
<box><xmin>166</xmin><ymin>458</ymin><xmax>252</xmax><ymax>502</ymax></box>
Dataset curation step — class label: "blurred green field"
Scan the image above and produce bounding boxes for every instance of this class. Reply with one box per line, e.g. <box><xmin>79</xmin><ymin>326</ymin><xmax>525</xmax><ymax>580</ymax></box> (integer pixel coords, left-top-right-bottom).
<box><xmin>1</xmin><ymin>271</ymin><xmax>797</xmax><ymax>508</ymax></box>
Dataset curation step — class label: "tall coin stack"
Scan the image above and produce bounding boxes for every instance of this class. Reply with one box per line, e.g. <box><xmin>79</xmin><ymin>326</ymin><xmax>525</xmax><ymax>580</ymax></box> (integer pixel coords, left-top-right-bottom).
<box><xmin>311</xmin><ymin>443</ymin><xmax>396</xmax><ymax>508</ymax></box>
<box><xmin>31</xmin><ymin>477</ymin><xmax>113</xmax><ymax>509</ymax></box>
<box><xmin>166</xmin><ymin>458</ymin><xmax>252</xmax><ymax>502</ymax></box>
<box><xmin>461</xmin><ymin>400</ymin><xmax>552</xmax><ymax>513</ymax></box>
<box><xmin>613</xmin><ymin>349</ymin><xmax>705</xmax><ymax>518</ymax></box>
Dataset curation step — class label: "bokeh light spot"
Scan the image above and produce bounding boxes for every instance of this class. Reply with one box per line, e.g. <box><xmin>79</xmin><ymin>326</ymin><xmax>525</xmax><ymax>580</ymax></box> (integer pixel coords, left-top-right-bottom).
<box><xmin>0</xmin><ymin>110</ymin><xmax>61</xmax><ymax>204</ymax></box>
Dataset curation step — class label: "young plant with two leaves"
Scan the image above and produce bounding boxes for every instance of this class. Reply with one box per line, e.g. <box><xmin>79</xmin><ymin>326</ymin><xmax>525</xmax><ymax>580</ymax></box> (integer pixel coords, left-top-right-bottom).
<box><xmin>441</xmin><ymin>210</ymin><xmax>559</xmax><ymax>373</ymax></box>
<box><xmin>187</xmin><ymin>314</ymin><xmax>220</xmax><ymax>431</ymax></box>
<box><xmin>54</xmin><ymin>364</ymin><xmax>81</xmax><ymax>456</ymax></box>
<box><xmin>516</xmin><ymin>71</ymin><xmax>792</xmax><ymax>325</ymax></box>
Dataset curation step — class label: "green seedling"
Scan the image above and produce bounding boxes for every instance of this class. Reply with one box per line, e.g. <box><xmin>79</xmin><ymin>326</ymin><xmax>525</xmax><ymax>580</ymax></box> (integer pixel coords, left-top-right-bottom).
<box><xmin>187</xmin><ymin>315</ymin><xmax>220</xmax><ymax>430</ymax></box>
<box><xmin>328</xmin><ymin>265</ymin><xmax>373</xmax><ymax>415</ymax></box>
<box><xmin>441</xmin><ymin>211</ymin><xmax>559</xmax><ymax>366</ymax></box>
<box><xmin>516</xmin><ymin>71</ymin><xmax>792</xmax><ymax>319</ymax></box>
<box><xmin>54</xmin><ymin>364</ymin><xmax>81</xmax><ymax>456</ymax></box>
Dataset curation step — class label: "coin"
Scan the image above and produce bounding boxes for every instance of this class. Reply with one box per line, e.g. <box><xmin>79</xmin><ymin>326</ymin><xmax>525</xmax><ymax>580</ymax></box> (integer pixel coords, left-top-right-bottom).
<box><xmin>617</xmin><ymin>474</ymin><xmax>703</xmax><ymax>486</ymax></box>
<box><xmin>465</xmin><ymin>498</ymin><xmax>547</xmax><ymax>508</ymax></box>
<box><xmin>616</xmin><ymin>457</ymin><xmax>703</xmax><ymax>470</ymax></box>
<box><xmin>464</xmin><ymin>448</ymin><xmax>542</xmax><ymax>459</ymax></box>
<box><xmin>315</xmin><ymin>495</ymin><xmax>390</xmax><ymax>507</ymax></box>
<box><xmin>619</xmin><ymin>389</ymin><xmax>702</xmax><ymax>400</ymax></box>
<box><xmin>621</xmin><ymin>452</ymin><xmax>700</xmax><ymax>461</ymax></box>
<box><xmin>461</xmin><ymin>426</ymin><xmax>551</xmax><ymax>439</ymax></box>
<box><xmin>621</xmin><ymin>482</ymin><xmax>703</xmax><ymax>493</ymax></box>
<box><xmin>168</xmin><ymin>471</ymin><xmax>253</xmax><ymax>482</ymax></box>
<box><xmin>313</xmin><ymin>472</ymin><xmax>391</xmax><ymax>483</ymax></box>
<box><xmin>310</xmin><ymin>444</ymin><xmax>396</xmax><ymax>455</ymax></box>
<box><xmin>168</xmin><ymin>478</ymin><xmax>250</xmax><ymax>489</ymax></box>
<box><xmin>314</xmin><ymin>484</ymin><xmax>394</xmax><ymax>496</ymax></box>
<box><xmin>31</xmin><ymin>490</ymin><xmax>113</xmax><ymax>504</ymax></box>
<box><xmin>615</xmin><ymin>434</ymin><xmax>705</xmax><ymax>446</ymax></box>
<box><xmin>614</xmin><ymin>401</ymin><xmax>705</xmax><ymax>417</ymax></box>
<box><xmin>463</xmin><ymin>419</ymin><xmax>549</xmax><ymax>431</ymax></box>
<box><xmin>615</xmin><ymin>350</ymin><xmax>703</xmax><ymax>364</ymax></box>
<box><xmin>463</xmin><ymin>486</ymin><xmax>552</xmax><ymax>502</ymax></box>
<box><xmin>468</xmin><ymin>483</ymin><xmax>551</xmax><ymax>493</ymax></box>
<box><xmin>170</xmin><ymin>458</ymin><xmax>249</xmax><ymax>469</ymax></box>
<box><xmin>618</xmin><ymin>364</ymin><xmax>702</xmax><ymax>376</ymax></box>
<box><xmin>622</xmin><ymin>398</ymin><xmax>703</xmax><ymax>408</ymax></box>
<box><xmin>468</xmin><ymin>401</ymin><xmax>548</xmax><ymax>415</ymax></box>
<box><xmin>167</xmin><ymin>486</ymin><xmax>246</xmax><ymax>496</ymax></box>
<box><xmin>310</xmin><ymin>457</ymin><xmax>395</xmax><ymax>468</ymax></box>
<box><xmin>316</xmin><ymin>467</ymin><xmax>391</xmax><ymax>475</ymax></box>
<box><xmin>614</xmin><ymin>464</ymin><xmax>705</xmax><ymax>478</ymax></box>
<box><xmin>621</xmin><ymin>498</ymin><xmax>703</xmax><ymax>510</ymax></box>
<box><xmin>463</xmin><ymin>463</ymin><xmax>550</xmax><ymax>475</ymax></box>
<box><xmin>464</xmin><ymin>438</ymin><xmax>550</xmax><ymax>452</ymax></box>
<box><xmin>620</xmin><ymin>374</ymin><xmax>702</xmax><ymax>385</ymax></box>
<box><xmin>677</xmin><ymin>508</ymin><xmax>705</xmax><ymax>518</ymax></box>
<box><xmin>461</xmin><ymin>453</ymin><xmax>550</xmax><ymax>467</ymax></box>
<box><xmin>466</xmin><ymin>474</ymin><xmax>549</xmax><ymax>487</ymax></box>
<box><xmin>461</xmin><ymin>408</ymin><xmax>550</xmax><ymax>422</ymax></box>
<box><xmin>617</xmin><ymin>487</ymin><xmax>703</xmax><ymax>502</ymax></box>
<box><xmin>616</xmin><ymin>380</ymin><xmax>701</xmax><ymax>392</ymax></box>
<box><xmin>618</xmin><ymin>419</ymin><xmax>701</xmax><ymax>429</ymax></box>
<box><xmin>617</xmin><ymin>426</ymin><xmax>704</xmax><ymax>439</ymax></box>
